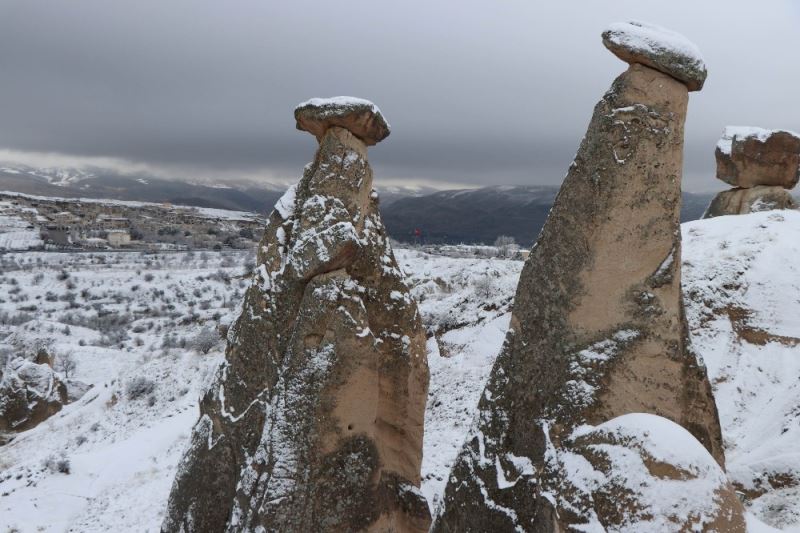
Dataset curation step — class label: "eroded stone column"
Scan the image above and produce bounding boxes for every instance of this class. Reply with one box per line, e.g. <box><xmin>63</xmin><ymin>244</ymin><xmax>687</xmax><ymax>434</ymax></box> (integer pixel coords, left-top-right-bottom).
<box><xmin>163</xmin><ymin>97</ymin><xmax>430</xmax><ymax>533</ymax></box>
<box><xmin>433</xmin><ymin>21</ymin><xmax>732</xmax><ymax>532</ymax></box>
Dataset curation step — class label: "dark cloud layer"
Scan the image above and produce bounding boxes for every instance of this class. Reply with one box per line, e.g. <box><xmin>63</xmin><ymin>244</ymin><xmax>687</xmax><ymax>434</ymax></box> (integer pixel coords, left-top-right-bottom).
<box><xmin>1</xmin><ymin>0</ymin><xmax>799</xmax><ymax>190</ymax></box>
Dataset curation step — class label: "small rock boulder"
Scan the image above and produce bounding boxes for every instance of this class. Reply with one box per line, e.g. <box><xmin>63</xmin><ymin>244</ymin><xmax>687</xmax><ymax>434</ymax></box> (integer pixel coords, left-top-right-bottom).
<box><xmin>544</xmin><ymin>413</ymin><xmax>746</xmax><ymax>532</ymax></box>
<box><xmin>715</xmin><ymin>126</ymin><xmax>800</xmax><ymax>189</ymax></box>
<box><xmin>295</xmin><ymin>96</ymin><xmax>391</xmax><ymax>146</ymax></box>
<box><xmin>0</xmin><ymin>357</ymin><xmax>68</xmax><ymax>432</ymax></box>
<box><xmin>704</xmin><ymin>185</ymin><xmax>797</xmax><ymax>218</ymax></box>
<box><xmin>602</xmin><ymin>20</ymin><xmax>707</xmax><ymax>91</ymax></box>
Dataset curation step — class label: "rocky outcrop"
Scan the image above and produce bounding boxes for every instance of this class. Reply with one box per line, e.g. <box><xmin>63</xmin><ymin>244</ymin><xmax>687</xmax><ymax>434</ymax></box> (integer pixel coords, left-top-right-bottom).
<box><xmin>704</xmin><ymin>185</ymin><xmax>796</xmax><ymax>218</ymax></box>
<box><xmin>163</xmin><ymin>97</ymin><xmax>430</xmax><ymax>532</ymax></box>
<box><xmin>0</xmin><ymin>357</ymin><xmax>68</xmax><ymax>432</ymax></box>
<box><xmin>433</xmin><ymin>23</ymin><xmax>727</xmax><ymax>532</ymax></box>
<box><xmin>715</xmin><ymin>127</ymin><xmax>800</xmax><ymax>189</ymax></box>
<box><xmin>704</xmin><ymin>127</ymin><xmax>800</xmax><ymax>218</ymax></box>
<box><xmin>545</xmin><ymin>414</ymin><xmax>745</xmax><ymax>532</ymax></box>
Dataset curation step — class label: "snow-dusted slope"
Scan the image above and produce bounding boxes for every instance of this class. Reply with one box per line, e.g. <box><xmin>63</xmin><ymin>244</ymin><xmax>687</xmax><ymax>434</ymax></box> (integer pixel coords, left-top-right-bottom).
<box><xmin>683</xmin><ymin>210</ymin><xmax>800</xmax><ymax>531</ymax></box>
<box><xmin>0</xmin><ymin>201</ymin><xmax>42</xmax><ymax>251</ymax></box>
<box><xmin>395</xmin><ymin>249</ymin><xmax>522</xmax><ymax>513</ymax></box>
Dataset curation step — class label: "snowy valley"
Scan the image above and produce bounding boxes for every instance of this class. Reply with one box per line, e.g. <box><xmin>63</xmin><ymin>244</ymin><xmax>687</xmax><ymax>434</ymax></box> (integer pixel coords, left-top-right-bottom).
<box><xmin>0</xmin><ymin>210</ymin><xmax>798</xmax><ymax>531</ymax></box>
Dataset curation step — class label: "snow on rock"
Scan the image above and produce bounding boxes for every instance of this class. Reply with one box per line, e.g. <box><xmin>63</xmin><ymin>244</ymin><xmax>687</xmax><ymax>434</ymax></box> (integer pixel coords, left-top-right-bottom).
<box><xmin>602</xmin><ymin>20</ymin><xmax>707</xmax><ymax>91</ymax></box>
<box><xmin>272</xmin><ymin>183</ymin><xmax>297</xmax><ymax>220</ymax></box>
<box><xmin>716</xmin><ymin>126</ymin><xmax>800</xmax><ymax>156</ymax></box>
<box><xmin>294</xmin><ymin>96</ymin><xmax>391</xmax><ymax>145</ymax></box>
<box><xmin>295</xmin><ymin>96</ymin><xmax>383</xmax><ymax>116</ymax></box>
<box><xmin>544</xmin><ymin>413</ymin><xmax>745</xmax><ymax>532</ymax></box>
<box><xmin>714</xmin><ymin>126</ymin><xmax>800</xmax><ymax>190</ymax></box>
<box><xmin>683</xmin><ymin>210</ymin><xmax>800</xmax><ymax>530</ymax></box>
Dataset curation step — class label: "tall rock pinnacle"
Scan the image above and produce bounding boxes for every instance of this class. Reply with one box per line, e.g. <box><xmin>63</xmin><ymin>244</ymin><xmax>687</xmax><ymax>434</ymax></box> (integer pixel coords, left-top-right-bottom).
<box><xmin>162</xmin><ymin>97</ymin><xmax>431</xmax><ymax>532</ymax></box>
<box><xmin>433</xmin><ymin>22</ymin><xmax>733</xmax><ymax>532</ymax></box>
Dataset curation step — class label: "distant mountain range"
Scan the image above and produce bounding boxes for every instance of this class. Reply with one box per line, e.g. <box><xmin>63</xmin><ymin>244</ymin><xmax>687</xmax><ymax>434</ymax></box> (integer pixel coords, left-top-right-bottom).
<box><xmin>0</xmin><ymin>165</ymin><xmax>714</xmax><ymax>245</ymax></box>
<box><xmin>382</xmin><ymin>185</ymin><xmax>715</xmax><ymax>245</ymax></box>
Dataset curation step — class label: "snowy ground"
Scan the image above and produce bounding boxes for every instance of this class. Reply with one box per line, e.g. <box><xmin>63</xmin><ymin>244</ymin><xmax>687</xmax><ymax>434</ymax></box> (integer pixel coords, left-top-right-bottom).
<box><xmin>1</xmin><ymin>210</ymin><xmax>799</xmax><ymax>531</ymax></box>
<box><xmin>0</xmin><ymin>201</ymin><xmax>42</xmax><ymax>251</ymax></box>
<box><xmin>683</xmin><ymin>210</ymin><xmax>800</xmax><ymax>531</ymax></box>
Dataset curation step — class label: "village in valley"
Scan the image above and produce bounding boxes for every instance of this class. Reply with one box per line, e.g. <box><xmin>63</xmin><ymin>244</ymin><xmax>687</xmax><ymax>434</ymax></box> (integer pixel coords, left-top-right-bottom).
<box><xmin>0</xmin><ymin>193</ymin><xmax>265</xmax><ymax>252</ymax></box>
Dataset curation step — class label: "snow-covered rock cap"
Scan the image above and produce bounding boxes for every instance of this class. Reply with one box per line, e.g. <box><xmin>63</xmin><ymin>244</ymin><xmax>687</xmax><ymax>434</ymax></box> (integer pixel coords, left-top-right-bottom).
<box><xmin>294</xmin><ymin>96</ymin><xmax>390</xmax><ymax>146</ymax></box>
<box><xmin>602</xmin><ymin>20</ymin><xmax>707</xmax><ymax>91</ymax></box>
<box><xmin>716</xmin><ymin>126</ymin><xmax>800</xmax><ymax>156</ymax></box>
<box><xmin>716</xmin><ymin>126</ymin><xmax>800</xmax><ymax>189</ymax></box>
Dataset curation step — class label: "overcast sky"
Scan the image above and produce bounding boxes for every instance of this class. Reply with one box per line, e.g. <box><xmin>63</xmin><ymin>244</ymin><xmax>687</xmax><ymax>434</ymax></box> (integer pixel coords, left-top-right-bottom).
<box><xmin>1</xmin><ymin>0</ymin><xmax>799</xmax><ymax>192</ymax></box>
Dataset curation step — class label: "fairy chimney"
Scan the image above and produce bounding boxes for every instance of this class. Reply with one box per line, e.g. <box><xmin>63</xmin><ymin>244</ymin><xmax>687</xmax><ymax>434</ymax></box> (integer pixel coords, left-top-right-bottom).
<box><xmin>433</xmin><ymin>22</ymin><xmax>730</xmax><ymax>532</ymax></box>
<box><xmin>163</xmin><ymin>97</ymin><xmax>430</xmax><ymax>533</ymax></box>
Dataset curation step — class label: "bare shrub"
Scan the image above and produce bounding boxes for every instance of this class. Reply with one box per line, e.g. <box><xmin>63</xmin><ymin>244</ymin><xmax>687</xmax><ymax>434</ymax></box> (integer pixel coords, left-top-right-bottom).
<box><xmin>191</xmin><ymin>327</ymin><xmax>218</xmax><ymax>355</ymax></box>
<box><xmin>125</xmin><ymin>376</ymin><xmax>156</xmax><ymax>400</ymax></box>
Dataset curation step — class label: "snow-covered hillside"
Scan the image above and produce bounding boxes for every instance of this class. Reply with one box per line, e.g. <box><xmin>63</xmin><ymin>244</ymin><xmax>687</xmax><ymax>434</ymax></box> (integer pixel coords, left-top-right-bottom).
<box><xmin>683</xmin><ymin>210</ymin><xmax>800</xmax><ymax>530</ymax></box>
<box><xmin>0</xmin><ymin>210</ymin><xmax>798</xmax><ymax>531</ymax></box>
<box><xmin>0</xmin><ymin>201</ymin><xmax>42</xmax><ymax>251</ymax></box>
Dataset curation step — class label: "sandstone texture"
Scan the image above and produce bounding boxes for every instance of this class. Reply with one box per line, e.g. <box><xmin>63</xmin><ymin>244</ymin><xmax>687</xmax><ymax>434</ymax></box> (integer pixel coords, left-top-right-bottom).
<box><xmin>295</xmin><ymin>96</ymin><xmax>391</xmax><ymax>146</ymax></box>
<box><xmin>602</xmin><ymin>20</ymin><xmax>707</xmax><ymax>91</ymax></box>
<box><xmin>0</xmin><ymin>357</ymin><xmax>68</xmax><ymax>432</ymax></box>
<box><xmin>704</xmin><ymin>185</ymin><xmax>797</xmax><ymax>219</ymax></box>
<box><xmin>433</xmin><ymin>33</ymin><xmax>725</xmax><ymax>532</ymax></box>
<box><xmin>544</xmin><ymin>414</ymin><xmax>746</xmax><ymax>532</ymax></box>
<box><xmin>715</xmin><ymin>126</ymin><xmax>800</xmax><ymax>189</ymax></box>
<box><xmin>163</xmin><ymin>98</ymin><xmax>430</xmax><ymax>532</ymax></box>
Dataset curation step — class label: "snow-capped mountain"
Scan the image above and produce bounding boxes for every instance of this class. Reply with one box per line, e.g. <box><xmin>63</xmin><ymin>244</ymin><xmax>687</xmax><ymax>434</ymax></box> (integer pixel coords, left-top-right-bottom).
<box><xmin>0</xmin><ymin>165</ymin><xmax>98</xmax><ymax>187</ymax></box>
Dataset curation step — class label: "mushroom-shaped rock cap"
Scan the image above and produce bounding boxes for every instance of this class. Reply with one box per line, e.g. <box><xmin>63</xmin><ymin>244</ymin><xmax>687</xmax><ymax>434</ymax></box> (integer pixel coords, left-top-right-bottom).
<box><xmin>716</xmin><ymin>126</ymin><xmax>800</xmax><ymax>189</ymax></box>
<box><xmin>294</xmin><ymin>96</ymin><xmax>390</xmax><ymax>146</ymax></box>
<box><xmin>602</xmin><ymin>21</ymin><xmax>707</xmax><ymax>91</ymax></box>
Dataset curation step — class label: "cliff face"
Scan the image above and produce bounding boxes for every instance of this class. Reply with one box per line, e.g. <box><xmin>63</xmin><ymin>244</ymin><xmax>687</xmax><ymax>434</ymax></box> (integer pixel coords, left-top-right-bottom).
<box><xmin>163</xmin><ymin>100</ymin><xmax>430</xmax><ymax>532</ymax></box>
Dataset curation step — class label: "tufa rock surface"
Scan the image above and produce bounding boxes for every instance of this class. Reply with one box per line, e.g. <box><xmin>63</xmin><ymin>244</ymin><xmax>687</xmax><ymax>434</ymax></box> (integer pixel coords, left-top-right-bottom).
<box><xmin>0</xmin><ymin>357</ymin><xmax>68</xmax><ymax>432</ymax></box>
<box><xmin>703</xmin><ymin>185</ymin><xmax>797</xmax><ymax>218</ymax></box>
<box><xmin>603</xmin><ymin>20</ymin><xmax>707</xmax><ymax>91</ymax></box>
<box><xmin>545</xmin><ymin>414</ymin><xmax>746</xmax><ymax>532</ymax></box>
<box><xmin>433</xmin><ymin>31</ymin><xmax>725</xmax><ymax>532</ymax></box>
<box><xmin>715</xmin><ymin>126</ymin><xmax>800</xmax><ymax>189</ymax></box>
<box><xmin>295</xmin><ymin>96</ymin><xmax>391</xmax><ymax>146</ymax></box>
<box><xmin>163</xmin><ymin>97</ymin><xmax>430</xmax><ymax>532</ymax></box>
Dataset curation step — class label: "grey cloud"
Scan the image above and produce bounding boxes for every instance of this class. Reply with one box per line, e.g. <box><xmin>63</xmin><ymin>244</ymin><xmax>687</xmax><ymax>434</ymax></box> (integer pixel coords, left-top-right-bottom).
<box><xmin>0</xmin><ymin>0</ymin><xmax>799</xmax><ymax>191</ymax></box>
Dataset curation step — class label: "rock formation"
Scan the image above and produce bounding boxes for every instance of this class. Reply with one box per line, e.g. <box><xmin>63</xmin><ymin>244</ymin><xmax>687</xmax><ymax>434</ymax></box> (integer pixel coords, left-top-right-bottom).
<box><xmin>704</xmin><ymin>185</ymin><xmax>796</xmax><ymax>218</ymax></box>
<box><xmin>543</xmin><ymin>414</ymin><xmax>745</xmax><ymax>532</ymax></box>
<box><xmin>704</xmin><ymin>126</ymin><xmax>800</xmax><ymax>218</ymax></box>
<box><xmin>163</xmin><ymin>97</ymin><xmax>431</xmax><ymax>532</ymax></box>
<box><xmin>0</xmin><ymin>356</ymin><xmax>68</xmax><ymax>432</ymax></box>
<box><xmin>433</xmin><ymin>21</ymin><xmax>728</xmax><ymax>532</ymax></box>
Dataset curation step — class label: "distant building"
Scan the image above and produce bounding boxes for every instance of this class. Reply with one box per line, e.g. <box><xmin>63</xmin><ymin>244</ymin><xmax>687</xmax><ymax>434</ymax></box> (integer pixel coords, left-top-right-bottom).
<box><xmin>94</xmin><ymin>214</ymin><xmax>130</xmax><ymax>230</ymax></box>
<box><xmin>107</xmin><ymin>230</ymin><xmax>131</xmax><ymax>247</ymax></box>
<box><xmin>52</xmin><ymin>211</ymin><xmax>80</xmax><ymax>225</ymax></box>
<box><xmin>42</xmin><ymin>225</ymin><xmax>74</xmax><ymax>246</ymax></box>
